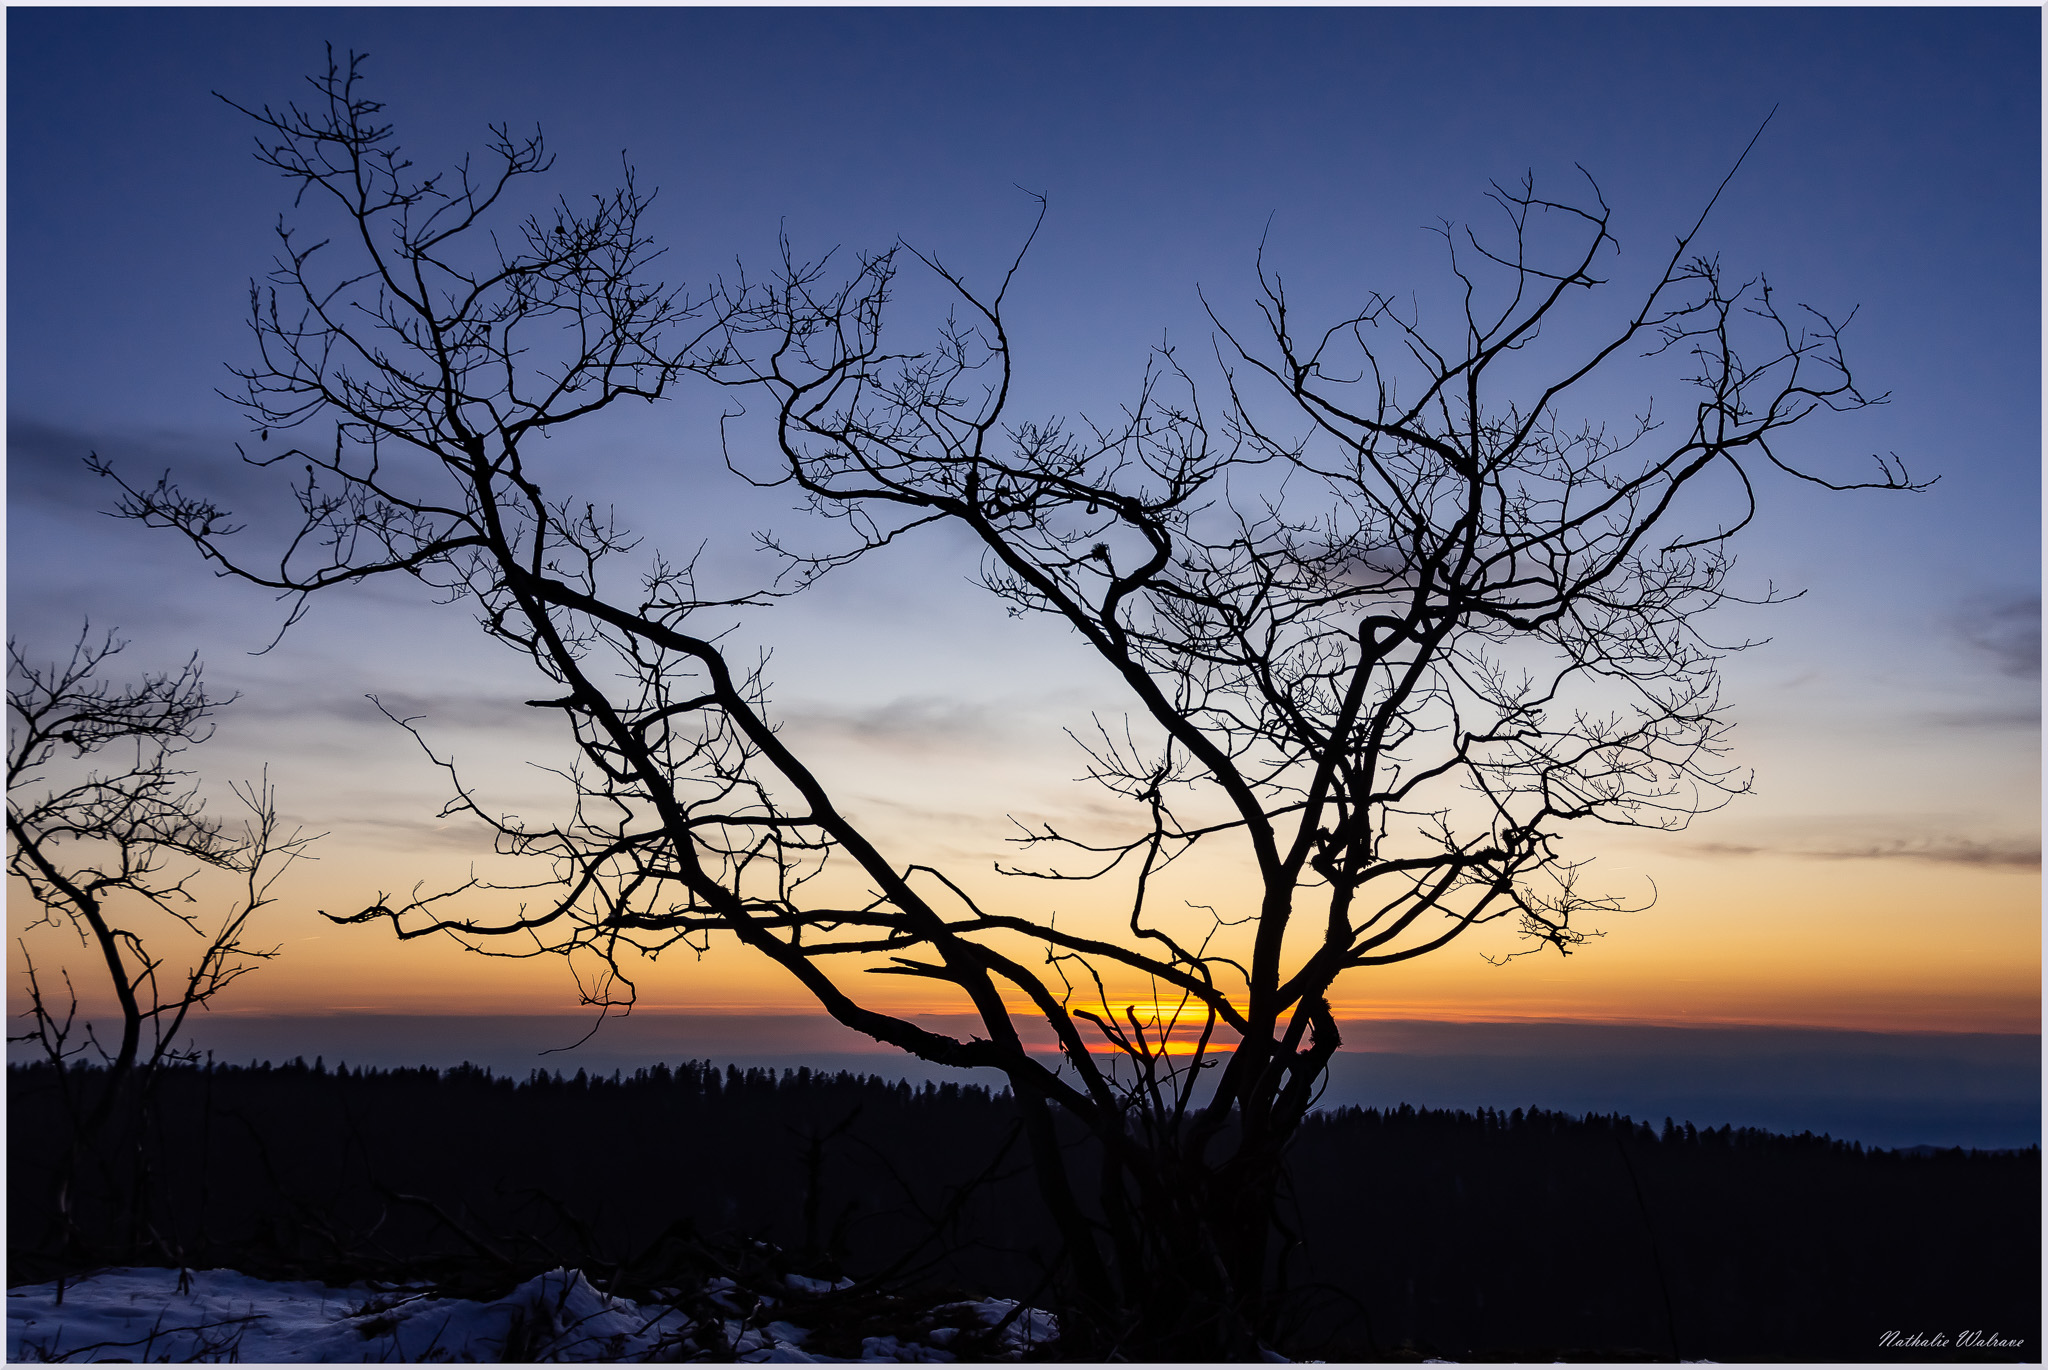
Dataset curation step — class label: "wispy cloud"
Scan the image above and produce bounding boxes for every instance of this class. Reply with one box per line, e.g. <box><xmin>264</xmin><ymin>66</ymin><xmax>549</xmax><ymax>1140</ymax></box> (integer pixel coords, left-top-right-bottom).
<box><xmin>320</xmin><ymin>813</ymin><xmax>545</xmax><ymax>854</ymax></box>
<box><xmin>1689</xmin><ymin>834</ymin><xmax>2040</xmax><ymax>870</ymax></box>
<box><xmin>10</xmin><ymin>412</ymin><xmax>353</xmax><ymax>570</ymax></box>
<box><xmin>8</xmin><ymin>417</ymin><xmax>101</xmax><ymax>505</ymax></box>
<box><xmin>779</xmin><ymin>695</ymin><xmax>1013</xmax><ymax>751</ymax></box>
<box><xmin>1925</xmin><ymin>704</ymin><xmax>2042</xmax><ymax>732</ymax></box>
<box><xmin>1956</xmin><ymin>592</ymin><xmax>2042</xmax><ymax>681</ymax></box>
<box><xmin>224</xmin><ymin>685</ymin><xmax>547</xmax><ymax>732</ymax></box>
<box><xmin>8</xmin><ymin>415</ymin><xmax>252</xmax><ymax>508</ymax></box>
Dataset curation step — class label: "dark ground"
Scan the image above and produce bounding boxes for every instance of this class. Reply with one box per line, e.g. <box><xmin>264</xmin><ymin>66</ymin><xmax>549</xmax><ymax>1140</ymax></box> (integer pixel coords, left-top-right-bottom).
<box><xmin>9</xmin><ymin>1058</ymin><xmax>2039</xmax><ymax>1361</ymax></box>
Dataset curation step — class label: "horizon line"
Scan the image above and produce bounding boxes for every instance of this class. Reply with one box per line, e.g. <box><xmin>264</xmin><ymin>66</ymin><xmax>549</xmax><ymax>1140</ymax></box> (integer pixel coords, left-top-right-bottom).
<box><xmin>97</xmin><ymin>1005</ymin><xmax>2043</xmax><ymax>1037</ymax></box>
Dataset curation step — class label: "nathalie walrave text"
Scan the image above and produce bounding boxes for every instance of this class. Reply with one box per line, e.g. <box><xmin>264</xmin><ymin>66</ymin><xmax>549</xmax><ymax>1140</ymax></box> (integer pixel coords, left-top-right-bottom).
<box><xmin>1880</xmin><ymin>1331</ymin><xmax>2025</xmax><ymax>1349</ymax></box>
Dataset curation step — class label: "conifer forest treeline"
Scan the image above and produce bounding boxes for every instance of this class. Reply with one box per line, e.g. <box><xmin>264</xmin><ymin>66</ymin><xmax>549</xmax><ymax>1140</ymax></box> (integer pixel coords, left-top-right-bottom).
<box><xmin>9</xmin><ymin>1058</ymin><xmax>2037</xmax><ymax>1360</ymax></box>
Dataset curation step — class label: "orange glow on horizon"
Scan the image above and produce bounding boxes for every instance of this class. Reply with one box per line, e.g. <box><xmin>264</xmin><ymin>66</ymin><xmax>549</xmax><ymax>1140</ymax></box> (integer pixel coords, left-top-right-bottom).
<box><xmin>13</xmin><ymin>834</ymin><xmax>2037</xmax><ymax>1038</ymax></box>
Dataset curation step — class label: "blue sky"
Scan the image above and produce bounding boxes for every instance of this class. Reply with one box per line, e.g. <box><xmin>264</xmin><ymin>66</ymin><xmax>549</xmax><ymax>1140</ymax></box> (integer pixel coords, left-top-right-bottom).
<box><xmin>8</xmin><ymin>10</ymin><xmax>2039</xmax><ymax>1052</ymax></box>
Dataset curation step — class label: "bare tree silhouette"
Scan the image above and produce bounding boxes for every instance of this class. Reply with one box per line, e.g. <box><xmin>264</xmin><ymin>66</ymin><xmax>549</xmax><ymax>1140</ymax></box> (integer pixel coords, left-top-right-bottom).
<box><xmin>8</xmin><ymin>625</ymin><xmax>315</xmax><ymax>1262</ymax></box>
<box><xmin>96</xmin><ymin>52</ymin><xmax>1921</xmax><ymax>1355</ymax></box>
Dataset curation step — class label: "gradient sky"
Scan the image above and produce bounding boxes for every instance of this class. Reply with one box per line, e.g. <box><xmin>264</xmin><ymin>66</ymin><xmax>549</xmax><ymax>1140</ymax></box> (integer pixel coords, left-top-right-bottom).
<box><xmin>8</xmin><ymin>9</ymin><xmax>2039</xmax><ymax>1043</ymax></box>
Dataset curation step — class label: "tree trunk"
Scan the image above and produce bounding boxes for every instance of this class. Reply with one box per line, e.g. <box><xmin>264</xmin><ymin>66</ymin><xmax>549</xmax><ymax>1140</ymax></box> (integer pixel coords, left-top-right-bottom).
<box><xmin>1040</xmin><ymin>1109</ymin><xmax>1292</xmax><ymax>1361</ymax></box>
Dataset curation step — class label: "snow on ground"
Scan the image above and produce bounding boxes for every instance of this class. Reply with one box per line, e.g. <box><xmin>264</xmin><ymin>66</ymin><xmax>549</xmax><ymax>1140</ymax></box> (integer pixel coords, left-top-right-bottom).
<box><xmin>6</xmin><ymin>1266</ymin><xmax>1059</xmax><ymax>1363</ymax></box>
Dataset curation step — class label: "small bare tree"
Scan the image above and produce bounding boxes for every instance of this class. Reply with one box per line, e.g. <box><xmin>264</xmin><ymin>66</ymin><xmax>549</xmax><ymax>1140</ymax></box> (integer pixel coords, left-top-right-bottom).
<box><xmin>8</xmin><ymin>626</ymin><xmax>314</xmax><ymax>1261</ymax></box>
<box><xmin>98</xmin><ymin>54</ymin><xmax>1918</xmax><ymax>1355</ymax></box>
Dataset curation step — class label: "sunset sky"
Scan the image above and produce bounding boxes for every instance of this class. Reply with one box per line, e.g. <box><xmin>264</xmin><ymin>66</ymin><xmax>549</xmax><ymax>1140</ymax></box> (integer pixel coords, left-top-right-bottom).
<box><xmin>8</xmin><ymin>9</ymin><xmax>2039</xmax><ymax>1059</ymax></box>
